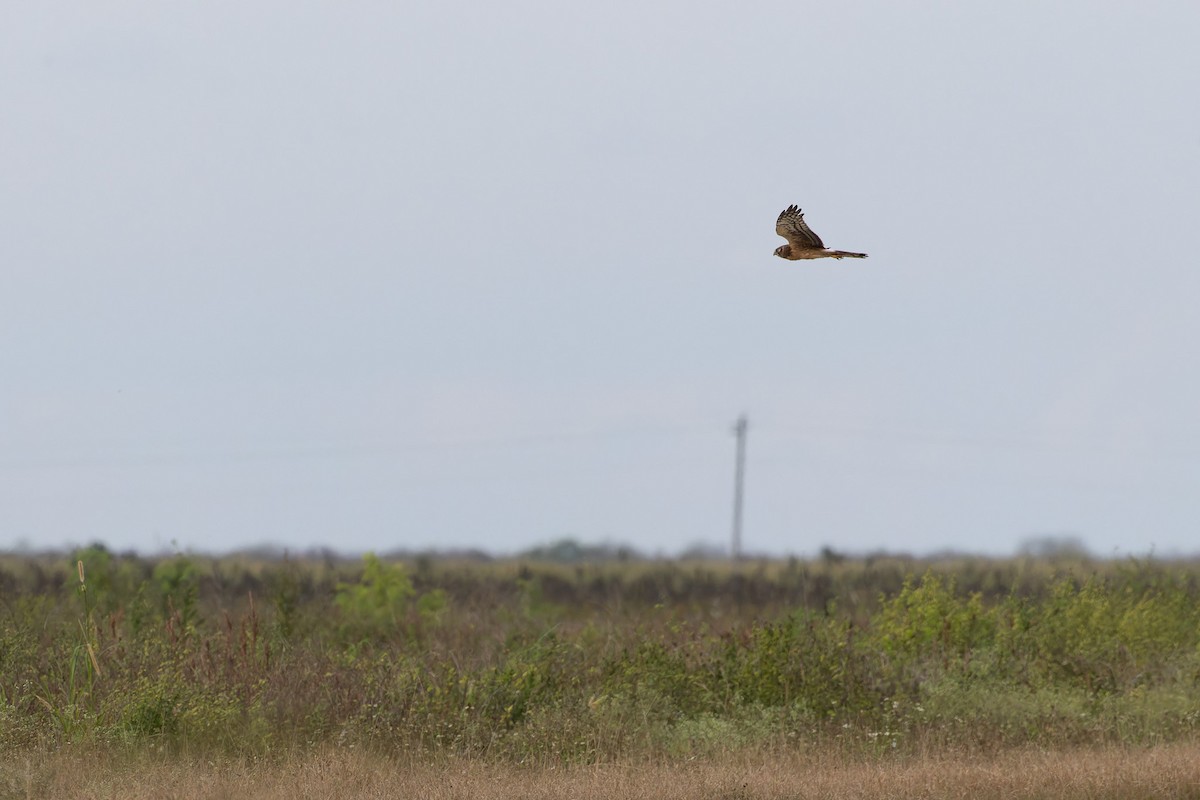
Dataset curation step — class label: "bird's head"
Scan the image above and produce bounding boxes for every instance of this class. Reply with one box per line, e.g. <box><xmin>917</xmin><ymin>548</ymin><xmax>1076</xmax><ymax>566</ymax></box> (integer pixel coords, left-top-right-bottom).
<box><xmin>773</xmin><ymin>245</ymin><xmax>790</xmax><ymax>259</ymax></box>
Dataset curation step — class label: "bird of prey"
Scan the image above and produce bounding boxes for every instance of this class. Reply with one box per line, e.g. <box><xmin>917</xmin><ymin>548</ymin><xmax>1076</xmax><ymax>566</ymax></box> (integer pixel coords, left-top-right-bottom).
<box><xmin>773</xmin><ymin>205</ymin><xmax>867</xmax><ymax>260</ymax></box>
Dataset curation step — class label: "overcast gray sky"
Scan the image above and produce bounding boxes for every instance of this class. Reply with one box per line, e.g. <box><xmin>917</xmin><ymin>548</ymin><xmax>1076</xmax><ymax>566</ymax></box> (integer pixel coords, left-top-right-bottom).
<box><xmin>3</xmin><ymin>2</ymin><xmax>1199</xmax><ymax>557</ymax></box>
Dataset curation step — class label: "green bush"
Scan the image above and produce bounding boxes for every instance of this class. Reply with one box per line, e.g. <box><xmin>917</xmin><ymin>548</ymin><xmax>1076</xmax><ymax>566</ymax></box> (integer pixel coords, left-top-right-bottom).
<box><xmin>872</xmin><ymin>572</ymin><xmax>994</xmax><ymax>683</ymax></box>
<box><xmin>153</xmin><ymin>555</ymin><xmax>200</xmax><ymax>631</ymax></box>
<box><xmin>334</xmin><ymin>553</ymin><xmax>415</xmax><ymax>634</ymax></box>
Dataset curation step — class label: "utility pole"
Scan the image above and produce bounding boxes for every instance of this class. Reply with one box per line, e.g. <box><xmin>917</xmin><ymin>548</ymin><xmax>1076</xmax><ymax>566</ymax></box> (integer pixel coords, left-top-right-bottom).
<box><xmin>731</xmin><ymin>414</ymin><xmax>748</xmax><ymax>561</ymax></box>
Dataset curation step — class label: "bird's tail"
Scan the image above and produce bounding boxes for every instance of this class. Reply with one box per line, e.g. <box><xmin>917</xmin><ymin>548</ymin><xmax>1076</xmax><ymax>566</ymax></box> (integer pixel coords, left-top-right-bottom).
<box><xmin>829</xmin><ymin>251</ymin><xmax>867</xmax><ymax>259</ymax></box>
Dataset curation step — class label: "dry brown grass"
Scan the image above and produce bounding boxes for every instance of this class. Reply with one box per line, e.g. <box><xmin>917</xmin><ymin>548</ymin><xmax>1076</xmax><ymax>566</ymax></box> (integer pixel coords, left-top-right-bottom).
<box><xmin>6</xmin><ymin>742</ymin><xmax>1200</xmax><ymax>800</ymax></box>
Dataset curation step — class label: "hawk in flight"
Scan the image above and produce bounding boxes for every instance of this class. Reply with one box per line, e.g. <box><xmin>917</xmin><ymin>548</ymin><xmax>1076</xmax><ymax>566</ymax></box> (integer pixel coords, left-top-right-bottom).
<box><xmin>774</xmin><ymin>205</ymin><xmax>867</xmax><ymax>260</ymax></box>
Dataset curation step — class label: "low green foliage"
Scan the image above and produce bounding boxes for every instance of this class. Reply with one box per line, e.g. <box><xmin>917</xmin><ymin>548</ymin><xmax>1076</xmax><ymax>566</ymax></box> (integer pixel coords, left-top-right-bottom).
<box><xmin>2</xmin><ymin>549</ymin><xmax>1200</xmax><ymax>761</ymax></box>
<box><xmin>153</xmin><ymin>555</ymin><xmax>200</xmax><ymax>632</ymax></box>
<box><xmin>335</xmin><ymin>553</ymin><xmax>415</xmax><ymax>631</ymax></box>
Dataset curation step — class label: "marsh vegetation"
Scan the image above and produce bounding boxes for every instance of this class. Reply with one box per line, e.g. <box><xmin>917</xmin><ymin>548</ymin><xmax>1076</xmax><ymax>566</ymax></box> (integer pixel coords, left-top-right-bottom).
<box><xmin>3</xmin><ymin>547</ymin><xmax>1200</xmax><ymax>796</ymax></box>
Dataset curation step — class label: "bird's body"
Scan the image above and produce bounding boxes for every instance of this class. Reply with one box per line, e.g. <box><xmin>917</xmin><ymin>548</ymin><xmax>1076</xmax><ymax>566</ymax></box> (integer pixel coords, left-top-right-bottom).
<box><xmin>773</xmin><ymin>205</ymin><xmax>866</xmax><ymax>260</ymax></box>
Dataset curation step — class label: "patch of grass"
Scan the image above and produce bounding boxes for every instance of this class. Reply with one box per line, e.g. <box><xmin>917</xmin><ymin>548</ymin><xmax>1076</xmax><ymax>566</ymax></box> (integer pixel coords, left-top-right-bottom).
<box><xmin>6</xmin><ymin>743</ymin><xmax>1200</xmax><ymax>799</ymax></box>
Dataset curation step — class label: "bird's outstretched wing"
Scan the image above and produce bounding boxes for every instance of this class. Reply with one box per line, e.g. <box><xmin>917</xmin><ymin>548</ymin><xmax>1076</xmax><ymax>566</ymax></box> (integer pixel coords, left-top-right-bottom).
<box><xmin>776</xmin><ymin>205</ymin><xmax>825</xmax><ymax>251</ymax></box>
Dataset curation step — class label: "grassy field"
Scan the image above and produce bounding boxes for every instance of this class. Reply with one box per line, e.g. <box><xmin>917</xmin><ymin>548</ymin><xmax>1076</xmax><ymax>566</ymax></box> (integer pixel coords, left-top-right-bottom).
<box><xmin>2</xmin><ymin>545</ymin><xmax>1200</xmax><ymax>788</ymax></box>
<box><xmin>6</xmin><ymin>742</ymin><xmax>1200</xmax><ymax>799</ymax></box>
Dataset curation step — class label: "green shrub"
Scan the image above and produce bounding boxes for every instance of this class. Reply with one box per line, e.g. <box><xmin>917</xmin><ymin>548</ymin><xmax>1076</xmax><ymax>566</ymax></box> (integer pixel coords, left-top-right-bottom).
<box><xmin>334</xmin><ymin>553</ymin><xmax>415</xmax><ymax>633</ymax></box>
<box><xmin>153</xmin><ymin>555</ymin><xmax>200</xmax><ymax>632</ymax></box>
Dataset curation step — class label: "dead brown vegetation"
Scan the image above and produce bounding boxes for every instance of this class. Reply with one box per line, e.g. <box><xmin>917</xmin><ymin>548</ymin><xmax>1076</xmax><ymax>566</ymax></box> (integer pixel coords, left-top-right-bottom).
<box><xmin>5</xmin><ymin>742</ymin><xmax>1200</xmax><ymax>800</ymax></box>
